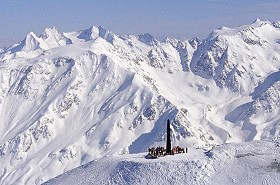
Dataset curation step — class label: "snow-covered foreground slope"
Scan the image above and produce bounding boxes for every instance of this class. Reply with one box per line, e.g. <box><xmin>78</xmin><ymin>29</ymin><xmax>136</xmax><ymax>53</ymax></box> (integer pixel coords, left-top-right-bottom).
<box><xmin>0</xmin><ymin>19</ymin><xmax>280</xmax><ymax>184</ymax></box>
<box><xmin>44</xmin><ymin>139</ymin><xmax>280</xmax><ymax>185</ymax></box>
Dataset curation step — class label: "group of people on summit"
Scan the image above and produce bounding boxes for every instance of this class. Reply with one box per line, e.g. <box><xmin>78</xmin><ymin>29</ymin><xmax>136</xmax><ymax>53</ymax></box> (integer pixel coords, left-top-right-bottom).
<box><xmin>148</xmin><ymin>146</ymin><xmax>187</xmax><ymax>157</ymax></box>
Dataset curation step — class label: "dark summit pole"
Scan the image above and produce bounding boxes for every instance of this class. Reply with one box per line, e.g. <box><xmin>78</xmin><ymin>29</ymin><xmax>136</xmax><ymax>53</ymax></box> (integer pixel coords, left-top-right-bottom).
<box><xmin>166</xmin><ymin>119</ymin><xmax>172</xmax><ymax>155</ymax></box>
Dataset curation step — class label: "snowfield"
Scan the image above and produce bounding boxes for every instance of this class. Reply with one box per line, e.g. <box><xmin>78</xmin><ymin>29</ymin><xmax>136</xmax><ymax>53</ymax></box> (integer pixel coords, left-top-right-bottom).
<box><xmin>0</xmin><ymin>19</ymin><xmax>280</xmax><ymax>184</ymax></box>
<box><xmin>44</xmin><ymin>139</ymin><xmax>280</xmax><ymax>185</ymax></box>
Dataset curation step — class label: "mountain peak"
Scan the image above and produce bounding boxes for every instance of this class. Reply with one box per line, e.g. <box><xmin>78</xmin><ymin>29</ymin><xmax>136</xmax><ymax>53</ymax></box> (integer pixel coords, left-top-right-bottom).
<box><xmin>40</xmin><ymin>26</ymin><xmax>61</xmax><ymax>40</ymax></box>
<box><xmin>207</xmin><ymin>19</ymin><xmax>273</xmax><ymax>41</ymax></box>
<box><xmin>253</xmin><ymin>18</ymin><xmax>261</xmax><ymax>23</ymax></box>
<box><xmin>138</xmin><ymin>33</ymin><xmax>158</xmax><ymax>46</ymax></box>
<box><xmin>40</xmin><ymin>26</ymin><xmax>72</xmax><ymax>47</ymax></box>
<box><xmin>10</xmin><ymin>31</ymin><xmax>48</xmax><ymax>53</ymax></box>
<box><xmin>77</xmin><ymin>25</ymin><xmax>115</xmax><ymax>43</ymax></box>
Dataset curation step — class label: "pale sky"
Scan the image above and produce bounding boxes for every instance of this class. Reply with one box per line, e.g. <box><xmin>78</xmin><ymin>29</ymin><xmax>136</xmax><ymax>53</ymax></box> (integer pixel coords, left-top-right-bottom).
<box><xmin>1</xmin><ymin>0</ymin><xmax>280</xmax><ymax>47</ymax></box>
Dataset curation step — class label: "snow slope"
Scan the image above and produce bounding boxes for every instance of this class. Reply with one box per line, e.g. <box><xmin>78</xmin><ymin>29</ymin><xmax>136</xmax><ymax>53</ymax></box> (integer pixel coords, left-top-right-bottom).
<box><xmin>0</xmin><ymin>19</ymin><xmax>280</xmax><ymax>184</ymax></box>
<box><xmin>44</xmin><ymin>139</ymin><xmax>280</xmax><ymax>185</ymax></box>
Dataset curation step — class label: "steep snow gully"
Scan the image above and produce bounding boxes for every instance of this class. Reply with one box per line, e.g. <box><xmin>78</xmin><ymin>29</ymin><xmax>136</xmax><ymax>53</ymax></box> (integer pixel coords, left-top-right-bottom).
<box><xmin>0</xmin><ymin>19</ymin><xmax>280</xmax><ymax>184</ymax></box>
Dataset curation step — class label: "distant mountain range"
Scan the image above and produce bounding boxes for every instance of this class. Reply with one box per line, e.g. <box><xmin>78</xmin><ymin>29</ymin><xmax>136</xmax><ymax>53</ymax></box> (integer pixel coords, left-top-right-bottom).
<box><xmin>0</xmin><ymin>19</ymin><xmax>280</xmax><ymax>184</ymax></box>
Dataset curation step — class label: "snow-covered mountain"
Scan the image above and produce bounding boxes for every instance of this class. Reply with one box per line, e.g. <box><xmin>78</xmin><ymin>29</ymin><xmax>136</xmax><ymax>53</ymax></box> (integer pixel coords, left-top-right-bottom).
<box><xmin>0</xmin><ymin>19</ymin><xmax>280</xmax><ymax>184</ymax></box>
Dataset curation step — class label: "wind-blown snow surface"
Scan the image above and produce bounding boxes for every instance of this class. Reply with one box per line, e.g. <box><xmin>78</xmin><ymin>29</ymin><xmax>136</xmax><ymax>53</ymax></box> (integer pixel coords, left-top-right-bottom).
<box><xmin>44</xmin><ymin>139</ymin><xmax>280</xmax><ymax>185</ymax></box>
<box><xmin>0</xmin><ymin>19</ymin><xmax>280</xmax><ymax>184</ymax></box>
